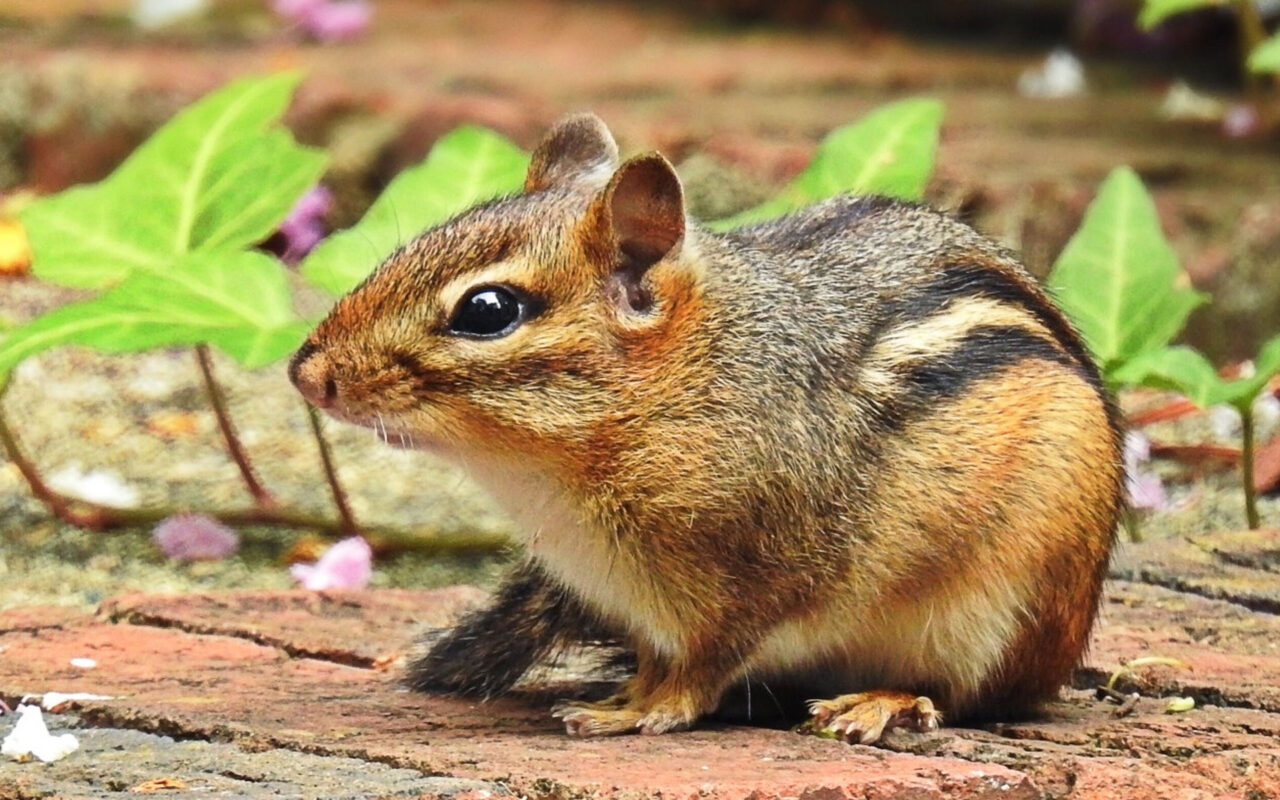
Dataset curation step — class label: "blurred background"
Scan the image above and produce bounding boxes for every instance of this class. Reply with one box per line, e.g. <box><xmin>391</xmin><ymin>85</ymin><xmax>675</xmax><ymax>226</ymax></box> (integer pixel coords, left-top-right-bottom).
<box><xmin>1</xmin><ymin>0</ymin><xmax>1277</xmax><ymax>606</ymax></box>
<box><xmin>2</xmin><ymin>0</ymin><xmax>1277</xmax><ymax>355</ymax></box>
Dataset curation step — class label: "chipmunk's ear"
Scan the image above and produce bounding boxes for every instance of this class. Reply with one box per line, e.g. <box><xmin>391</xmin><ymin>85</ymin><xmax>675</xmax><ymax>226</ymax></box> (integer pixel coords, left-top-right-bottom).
<box><xmin>598</xmin><ymin>153</ymin><xmax>686</xmax><ymax>273</ymax></box>
<box><xmin>525</xmin><ymin>113</ymin><xmax>619</xmax><ymax>193</ymax></box>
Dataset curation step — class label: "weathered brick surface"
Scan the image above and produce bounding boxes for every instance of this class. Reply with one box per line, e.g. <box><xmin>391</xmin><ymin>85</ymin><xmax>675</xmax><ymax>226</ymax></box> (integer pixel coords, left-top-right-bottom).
<box><xmin>2</xmin><ymin>581</ymin><xmax>1280</xmax><ymax>799</ymax></box>
<box><xmin>98</xmin><ymin>586</ymin><xmax>487</xmax><ymax>667</ymax></box>
<box><xmin>0</xmin><ymin>605</ymin><xmax>90</xmax><ymax>633</ymax></box>
<box><xmin>0</xmin><ymin>614</ymin><xmax>1037</xmax><ymax>799</ymax></box>
<box><xmin>1085</xmin><ymin>580</ymin><xmax>1280</xmax><ymax>712</ymax></box>
<box><xmin>1111</xmin><ymin>531</ymin><xmax>1280</xmax><ymax>615</ymax></box>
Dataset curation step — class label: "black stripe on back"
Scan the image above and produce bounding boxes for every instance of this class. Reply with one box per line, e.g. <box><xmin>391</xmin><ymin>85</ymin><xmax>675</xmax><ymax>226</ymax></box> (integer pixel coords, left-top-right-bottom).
<box><xmin>886</xmin><ymin>266</ymin><xmax>1097</xmax><ymax>385</ymax></box>
<box><xmin>879</xmin><ymin>264</ymin><xmax>1121</xmax><ymax>439</ymax></box>
<box><xmin>873</xmin><ymin>325</ymin><xmax>1085</xmax><ymax>431</ymax></box>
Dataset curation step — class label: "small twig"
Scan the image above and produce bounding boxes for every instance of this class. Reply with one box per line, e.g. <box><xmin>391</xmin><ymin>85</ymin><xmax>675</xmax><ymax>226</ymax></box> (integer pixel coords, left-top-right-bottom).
<box><xmin>194</xmin><ymin>345</ymin><xmax>273</xmax><ymax>508</ymax></box>
<box><xmin>306</xmin><ymin>404</ymin><xmax>358</xmax><ymax>535</ymax></box>
<box><xmin>1111</xmin><ymin>693</ymin><xmax>1140</xmax><ymax>718</ymax></box>
<box><xmin>1125</xmin><ymin>397</ymin><xmax>1198</xmax><ymax>428</ymax></box>
<box><xmin>1</xmin><ymin>377</ymin><xmax>71</xmax><ymax>517</ymax></box>
<box><xmin>1241</xmin><ymin>405</ymin><xmax>1261</xmax><ymax>530</ymax></box>
<box><xmin>1148</xmin><ymin>442</ymin><xmax>1241</xmax><ymax>468</ymax></box>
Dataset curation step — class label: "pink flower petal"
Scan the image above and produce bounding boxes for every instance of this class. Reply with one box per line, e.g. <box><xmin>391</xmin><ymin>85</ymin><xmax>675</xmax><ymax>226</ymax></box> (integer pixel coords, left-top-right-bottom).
<box><xmin>1127</xmin><ymin>471</ymin><xmax>1167</xmax><ymax>511</ymax></box>
<box><xmin>273</xmin><ymin>0</ymin><xmax>371</xmax><ymax>42</ymax></box>
<box><xmin>290</xmin><ymin>536</ymin><xmax>372</xmax><ymax>590</ymax></box>
<box><xmin>1123</xmin><ymin>430</ymin><xmax>1150</xmax><ymax>473</ymax></box>
<box><xmin>152</xmin><ymin>513</ymin><xmax>239</xmax><ymax>562</ymax></box>
<box><xmin>304</xmin><ymin>1</ymin><xmax>371</xmax><ymax>42</ymax></box>
<box><xmin>1222</xmin><ymin>103</ymin><xmax>1261</xmax><ymax>139</ymax></box>
<box><xmin>279</xmin><ymin>185</ymin><xmax>333</xmax><ymax>264</ymax></box>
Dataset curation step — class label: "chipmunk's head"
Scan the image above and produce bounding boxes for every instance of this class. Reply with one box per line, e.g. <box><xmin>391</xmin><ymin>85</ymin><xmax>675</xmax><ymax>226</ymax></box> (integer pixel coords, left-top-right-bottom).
<box><xmin>290</xmin><ymin>114</ymin><xmax>703</xmax><ymax>467</ymax></box>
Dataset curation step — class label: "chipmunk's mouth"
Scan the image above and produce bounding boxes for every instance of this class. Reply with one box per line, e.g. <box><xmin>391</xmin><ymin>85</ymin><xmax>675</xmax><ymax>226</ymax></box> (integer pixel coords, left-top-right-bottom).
<box><xmin>372</xmin><ymin>425</ymin><xmax>420</xmax><ymax>450</ymax></box>
<box><xmin>329</xmin><ymin>408</ymin><xmax>458</xmax><ymax>455</ymax></box>
<box><xmin>310</xmin><ymin>404</ymin><xmax>415</xmax><ymax>449</ymax></box>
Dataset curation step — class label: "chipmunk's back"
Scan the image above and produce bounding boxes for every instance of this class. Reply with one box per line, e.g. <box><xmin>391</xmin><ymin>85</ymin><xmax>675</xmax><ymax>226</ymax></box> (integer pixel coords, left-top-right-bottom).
<box><xmin>679</xmin><ymin>196</ymin><xmax>1123</xmax><ymax>719</ymax></box>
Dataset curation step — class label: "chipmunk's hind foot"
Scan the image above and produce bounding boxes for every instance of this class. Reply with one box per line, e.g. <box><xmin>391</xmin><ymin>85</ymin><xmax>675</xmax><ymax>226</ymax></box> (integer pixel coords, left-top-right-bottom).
<box><xmin>807</xmin><ymin>691</ymin><xmax>940</xmax><ymax>745</ymax></box>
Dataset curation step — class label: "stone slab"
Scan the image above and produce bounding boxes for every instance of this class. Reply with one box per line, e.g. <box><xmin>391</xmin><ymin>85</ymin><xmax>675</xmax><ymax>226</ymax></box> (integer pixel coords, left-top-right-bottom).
<box><xmin>0</xmin><ymin>722</ymin><xmax>498</xmax><ymax>800</ymax></box>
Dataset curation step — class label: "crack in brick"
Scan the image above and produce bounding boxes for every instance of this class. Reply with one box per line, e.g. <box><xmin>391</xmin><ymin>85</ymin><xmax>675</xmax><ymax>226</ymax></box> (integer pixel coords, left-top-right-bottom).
<box><xmin>1072</xmin><ymin>665</ymin><xmax>1280</xmax><ymax>715</ymax></box>
<box><xmin>1206</xmin><ymin>548</ymin><xmax>1280</xmax><ymax>576</ymax></box>
<box><xmin>2</xmin><ymin>621</ymin><xmax>70</xmax><ymax>636</ymax></box>
<box><xmin>1113</xmin><ymin>570</ymin><xmax>1280</xmax><ymax>616</ymax></box>
<box><xmin>103</xmin><ymin>609</ymin><xmax>377</xmax><ymax>669</ymax></box>
<box><xmin>69</xmin><ymin>705</ymin><xmax>510</xmax><ymax>793</ymax></box>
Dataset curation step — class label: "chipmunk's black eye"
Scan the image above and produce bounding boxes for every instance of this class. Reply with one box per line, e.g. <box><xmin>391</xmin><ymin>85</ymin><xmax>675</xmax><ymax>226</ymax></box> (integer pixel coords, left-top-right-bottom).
<box><xmin>448</xmin><ymin>286</ymin><xmax>525</xmax><ymax>338</ymax></box>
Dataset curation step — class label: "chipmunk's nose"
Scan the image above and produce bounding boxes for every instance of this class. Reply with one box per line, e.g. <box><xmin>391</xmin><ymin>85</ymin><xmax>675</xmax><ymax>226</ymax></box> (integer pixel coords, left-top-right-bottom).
<box><xmin>289</xmin><ymin>341</ymin><xmax>337</xmax><ymax>409</ymax></box>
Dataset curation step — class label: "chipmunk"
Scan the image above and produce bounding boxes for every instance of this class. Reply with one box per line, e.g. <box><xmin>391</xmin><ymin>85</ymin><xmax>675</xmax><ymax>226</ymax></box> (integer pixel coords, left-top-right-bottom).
<box><xmin>290</xmin><ymin>113</ymin><xmax>1125</xmax><ymax>744</ymax></box>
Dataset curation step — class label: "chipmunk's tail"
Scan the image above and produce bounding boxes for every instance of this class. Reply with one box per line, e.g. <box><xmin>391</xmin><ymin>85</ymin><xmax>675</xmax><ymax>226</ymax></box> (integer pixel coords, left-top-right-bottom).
<box><xmin>406</xmin><ymin>560</ymin><xmax>611</xmax><ymax>699</ymax></box>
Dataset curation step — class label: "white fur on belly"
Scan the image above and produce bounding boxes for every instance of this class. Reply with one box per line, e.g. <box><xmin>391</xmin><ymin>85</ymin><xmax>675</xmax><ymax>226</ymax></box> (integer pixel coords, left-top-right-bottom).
<box><xmin>453</xmin><ymin>451</ymin><xmax>684</xmax><ymax>658</ymax></box>
<box><xmin>750</xmin><ymin>573</ymin><xmax>1031</xmax><ymax>706</ymax></box>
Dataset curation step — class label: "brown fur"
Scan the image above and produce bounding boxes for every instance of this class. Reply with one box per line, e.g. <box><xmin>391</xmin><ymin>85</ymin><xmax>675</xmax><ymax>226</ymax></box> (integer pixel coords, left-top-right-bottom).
<box><xmin>291</xmin><ymin>114</ymin><xmax>1125</xmax><ymax>742</ymax></box>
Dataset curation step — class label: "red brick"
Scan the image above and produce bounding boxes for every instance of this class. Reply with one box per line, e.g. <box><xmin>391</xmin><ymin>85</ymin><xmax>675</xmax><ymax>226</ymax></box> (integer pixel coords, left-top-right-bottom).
<box><xmin>98</xmin><ymin>586</ymin><xmax>487</xmax><ymax>667</ymax></box>
<box><xmin>1083</xmin><ymin>581</ymin><xmax>1280</xmax><ymax>712</ymax></box>
<box><xmin>0</xmin><ymin>621</ymin><xmax>1040</xmax><ymax>799</ymax></box>
<box><xmin>3</xmin><ymin>582</ymin><xmax>1280</xmax><ymax>799</ymax></box>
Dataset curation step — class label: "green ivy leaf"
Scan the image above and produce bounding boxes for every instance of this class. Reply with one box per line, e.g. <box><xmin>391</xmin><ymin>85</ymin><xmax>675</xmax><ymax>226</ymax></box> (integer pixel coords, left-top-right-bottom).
<box><xmin>1047</xmin><ymin>166</ymin><xmax>1206</xmax><ymax>380</ymax></box>
<box><xmin>0</xmin><ymin>251</ymin><xmax>308</xmax><ymax>375</ymax></box>
<box><xmin>1112</xmin><ymin>346</ymin><xmax>1230</xmax><ymax>406</ymax></box>
<box><xmin>711</xmin><ymin>98</ymin><xmax>943</xmax><ymax>230</ymax></box>
<box><xmin>20</xmin><ymin>72</ymin><xmax>326</xmax><ymax>289</ymax></box>
<box><xmin>302</xmin><ymin>125</ymin><xmax>529</xmax><ymax>296</ymax></box>
<box><xmin>1138</xmin><ymin>0</ymin><xmax>1223</xmax><ymax>30</ymax></box>
<box><xmin>1113</xmin><ymin>336</ymin><xmax>1280</xmax><ymax>411</ymax></box>
<box><xmin>1249</xmin><ymin>32</ymin><xmax>1280</xmax><ymax>73</ymax></box>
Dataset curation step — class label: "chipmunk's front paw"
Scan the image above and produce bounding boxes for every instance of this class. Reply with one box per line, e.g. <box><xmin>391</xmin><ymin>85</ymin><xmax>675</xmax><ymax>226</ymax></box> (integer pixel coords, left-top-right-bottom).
<box><xmin>552</xmin><ymin>703</ymin><xmax>644</xmax><ymax>737</ymax></box>
<box><xmin>551</xmin><ymin>693</ymin><xmax>698</xmax><ymax>737</ymax></box>
<box><xmin>807</xmin><ymin>691</ymin><xmax>940</xmax><ymax>745</ymax></box>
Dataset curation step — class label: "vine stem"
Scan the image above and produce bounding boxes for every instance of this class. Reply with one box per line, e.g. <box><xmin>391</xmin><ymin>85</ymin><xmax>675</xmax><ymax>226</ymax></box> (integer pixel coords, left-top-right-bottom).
<box><xmin>1235</xmin><ymin>0</ymin><xmax>1270</xmax><ymax>93</ymax></box>
<box><xmin>0</xmin><ymin>378</ymin><xmax>504</xmax><ymax>556</ymax></box>
<box><xmin>0</xmin><ymin>375</ymin><xmax>79</xmax><ymax>523</ymax></box>
<box><xmin>1121</xmin><ymin>509</ymin><xmax>1143</xmax><ymax>543</ymax></box>
<box><xmin>306</xmin><ymin>404</ymin><xmax>358</xmax><ymax>535</ymax></box>
<box><xmin>1240</xmin><ymin>404</ymin><xmax>1261</xmax><ymax>530</ymax></box>
<box><xmin>195</xmin><ymin>345</ymin><xmax>274</xmax><ymax>508</ymax></box>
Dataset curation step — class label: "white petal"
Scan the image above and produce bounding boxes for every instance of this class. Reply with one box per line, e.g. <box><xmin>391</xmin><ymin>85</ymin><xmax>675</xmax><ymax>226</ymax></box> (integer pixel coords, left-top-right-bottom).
<box><xmin>2</xmin><ymin>705</ymin><xmax>79</xmax><ymax>763</ymax></box>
